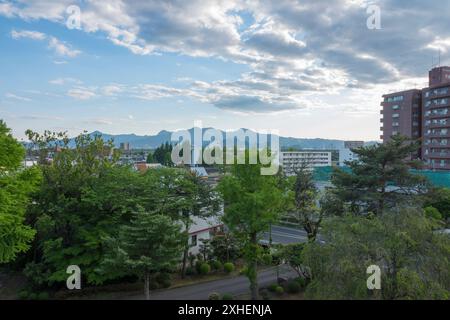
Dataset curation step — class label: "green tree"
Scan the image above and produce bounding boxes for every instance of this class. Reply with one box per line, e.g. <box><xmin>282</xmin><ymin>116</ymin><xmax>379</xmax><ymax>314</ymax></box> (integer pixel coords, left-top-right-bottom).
<box><xmin>424</xmin><ymin>187</ymin><xmax>450</xmax><ymax>221</ymax></box>
<box><xmin>146</xmin><ymin>151</ymin><xmax>155</xmax><ymax>163</ymax></box>
<box><xmin>303</xmin><ymin>207</ymin><xmax>450</xmax><ymax>299</ymax></box>
<box><xmin>0</xmin><ymin>120</ymin><xmax>41</xmax><ymax>263</ymax></box>
<box><xmin>218</xmin><ymin>153</ymin><xmax>283</xmax><ymax>299</ymax></box>
<box><xmin>101</xmin><ymin>209</ymin><xmax>184</xmax><ymax>300</ymax></box>
<box><xmin>285</xmin><ymin>165</ymin><xmax>323</xmax><ymax>242</ymax></box>
<box><xmin>175</xmin><ymin>171</ymin><xmax>220</xmax><ymax>278</ymax></box>
<box><xmin>330</xmin><ymin>135</ymin><xmax>429</xmax><ymax>215</ymax></box>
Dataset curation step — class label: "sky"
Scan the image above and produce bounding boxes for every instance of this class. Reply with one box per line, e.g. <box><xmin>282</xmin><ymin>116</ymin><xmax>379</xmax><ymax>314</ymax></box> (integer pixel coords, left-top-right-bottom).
<box><xmin>1</xmin><ymin>0</ymin><xmax>450</xmax><ymax>142</ymax></box>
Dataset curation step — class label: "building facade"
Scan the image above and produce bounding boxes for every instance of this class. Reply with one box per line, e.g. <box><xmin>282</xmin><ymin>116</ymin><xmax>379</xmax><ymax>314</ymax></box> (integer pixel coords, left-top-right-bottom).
<box><xmin>422</xmin><ymin>67</ymin><xmax>450</xmax><ymax>170</ymax></box>
<box><xmin>380</xmin><ymin>66</ymin><xmax>450</xmax><ymax>170</ymax></box>
<box><xmin>339</xmin><ymin>141</ymin><xmax>364</xmax><ymax>166</ymax></box>
<box><xmin>280</xmin><ymin>151</ymin><xmax>332</xmax><ymax>176</ymax></box>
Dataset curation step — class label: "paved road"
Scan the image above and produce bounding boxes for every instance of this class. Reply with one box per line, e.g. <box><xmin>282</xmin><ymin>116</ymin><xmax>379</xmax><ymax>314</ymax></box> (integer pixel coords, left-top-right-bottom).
<box><xmin>261</xmin><ymin>225</ymin><xmax>309</xmax><ymax>245</ymax></box>
<box><xmin>124</xmin><ymin>265</ymin><xmax>296</xmax><ymax>300</ymax></box>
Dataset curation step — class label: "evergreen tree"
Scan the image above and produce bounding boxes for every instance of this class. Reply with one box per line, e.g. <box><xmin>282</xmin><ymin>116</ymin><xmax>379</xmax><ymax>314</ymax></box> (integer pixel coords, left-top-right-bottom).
<box><xmin>102</xmin><ymin>208</ymin><xmax>184</xmax><ymax>299</ymax></box>
<box><xmin>329</xmin><ymin>135</ymin><xmax>429</xmax><ymax>215</ymax></box>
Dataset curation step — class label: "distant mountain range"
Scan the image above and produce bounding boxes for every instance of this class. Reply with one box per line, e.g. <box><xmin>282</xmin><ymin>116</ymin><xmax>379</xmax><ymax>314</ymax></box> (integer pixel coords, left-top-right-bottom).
<box><xmin>76</xmin><ymin>128</ymin><xmax>377</xmax><ymax>150</ymax></box>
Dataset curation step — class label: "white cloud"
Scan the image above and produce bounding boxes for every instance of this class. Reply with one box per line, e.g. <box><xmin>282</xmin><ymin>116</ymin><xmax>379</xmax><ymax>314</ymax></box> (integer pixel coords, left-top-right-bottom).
<box><xmin>49</xmin><ymin>77</ymin><xmax>82</xmax><ymax>85</ymax></box>
<box><xmin>11</xmin><ymin>29</ymin><xmax>46</xmax><ymax>40</ymax></box>
<box><xmin>3</xmin><ymin>0</ymin><xmax>450</xmax><ymax>114</ymax></box>
<box><xmin>67</xmin><ymin>87</ymin><xmax>96</xmax><ymax>100</ymax></box>
<box><xmin>5</xmin><ymin>93</ymin><xmax>32</xmax><ymax>102</ymax></box>
<box><xmin>48</xmin><ymin>37</ymin><xmax>81</xmax><ymax>57</ymax></box>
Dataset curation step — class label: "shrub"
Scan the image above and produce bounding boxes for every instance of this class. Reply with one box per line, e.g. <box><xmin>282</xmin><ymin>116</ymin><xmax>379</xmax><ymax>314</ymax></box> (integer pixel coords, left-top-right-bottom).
<box><xmin>185</xmin><ymin>266</ymin><xmax>196</xmax><ymax>276</ymax></box>
<box><xmin>221</xmin><ymin>293</ymin><xmax>234</xmax><ymax>300</ymax></box>
<box><xmin>261</xmin><ymin>253</ymin><xmax>273</xmax><ymax>265</ymax></box>
<box><xmin>156</xmin><ymin>273</ymin><xmax>172</xmax><ymax>288</ymax></box>
<box><xmin>295</xmin><ymin>277</ymin><xmax>307</xmax><ymax>289</ymax></box>
<box><xmin>424</xmin><ymin>206</ymin><xmax>443</xmax><ymax>220</ymax></box>
<box><xmin>275</xmin><ymin>286</ymin><xmax>284</xmax><ymax>295</ymax></box>
<box><xmin>195</xmin><ymin>260</ymin><xmax>203</xmax><ymax>274</ymax></box>
<box><xmin>260</xmin><ymin>289</ymin><xmax>270</xmax><ymax>300</ymax></box>
<box><xmin>208</xmin><ymin>292</ymin><xmax>220</xmax><ymax>300</ymax></box>
<box><xmin>199</xmin><ymin>263</ymin><xmax>211</xmax><ymax>275</ymax></box>
<box><xmin>211</xmin><ymin>260</ymin><xmax>223</xmax><ymax>270</ymax></box>
<box><xmin>268</xmin><ymin>283</ymin><xmax>278</xmax><ymax>292</ymax></box>
<box><xmin>286</xmin><ymin>281</ymin><xmax>301</xmax><ymax>294</ymax></box>
<box><xmin>223</xmin><ymin>262</ymin><xmax>235</xmax><ymax>273</ymax></box>
<box><xmin>18</xmin><ymin>290</ymin><xmax>29</xmax><ymax>300</ymax></box>
<box><xmin>37</xmin><ymin>292</ymin><xmax>50</xmax><ymax>300</ymax></box>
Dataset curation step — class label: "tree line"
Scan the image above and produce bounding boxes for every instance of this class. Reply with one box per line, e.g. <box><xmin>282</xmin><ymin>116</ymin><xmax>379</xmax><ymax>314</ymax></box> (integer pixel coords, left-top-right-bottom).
<box><xmin>1</xmin><ymin>120</ymin><xmax>449</xmax><ymax>300</ymax></box>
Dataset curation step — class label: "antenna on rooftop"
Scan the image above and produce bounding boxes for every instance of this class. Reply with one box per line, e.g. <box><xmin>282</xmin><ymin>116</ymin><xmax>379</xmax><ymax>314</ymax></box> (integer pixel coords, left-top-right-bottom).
<box><xmin>439</xmin><ymin>49</ymin><xmax>441</xmax><ymax>67</ymax></box>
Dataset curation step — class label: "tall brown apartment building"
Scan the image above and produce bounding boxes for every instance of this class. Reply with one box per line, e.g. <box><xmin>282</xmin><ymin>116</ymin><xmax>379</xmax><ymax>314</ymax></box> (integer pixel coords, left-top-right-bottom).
<box><xmin>380</xmin><ymin>66</ymin><xmax>450</xmax><ymax>171</ymax></box>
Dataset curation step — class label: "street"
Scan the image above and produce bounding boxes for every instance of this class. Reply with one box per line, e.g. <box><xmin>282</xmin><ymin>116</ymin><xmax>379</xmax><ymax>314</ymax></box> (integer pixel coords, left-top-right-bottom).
<box><xmin>122</xmin><ymin>265</ymin><xmax>297</xmax><ymax>300</ymax></box>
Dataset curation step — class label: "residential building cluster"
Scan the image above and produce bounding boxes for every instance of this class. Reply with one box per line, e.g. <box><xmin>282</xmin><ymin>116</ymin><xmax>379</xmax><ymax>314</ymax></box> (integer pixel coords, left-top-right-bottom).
<box><xmin>381</xmin><ymin>66</ymin><xmax>450</xmax><ymax>171</ymax></box>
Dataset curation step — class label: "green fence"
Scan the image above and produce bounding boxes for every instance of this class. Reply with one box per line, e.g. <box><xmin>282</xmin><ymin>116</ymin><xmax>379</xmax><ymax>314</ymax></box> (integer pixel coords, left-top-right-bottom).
<box><xmin>313</xmin><ymin>166</ymin><xmax>450</xmax><ymax>188</ymax></box>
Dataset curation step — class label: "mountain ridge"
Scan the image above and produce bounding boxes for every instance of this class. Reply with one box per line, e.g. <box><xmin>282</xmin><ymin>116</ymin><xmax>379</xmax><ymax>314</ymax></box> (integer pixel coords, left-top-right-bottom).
<box><xmin>80</xmin><ymin>128</ymin><xmax>378</xmax><ymax>150</ymax></box>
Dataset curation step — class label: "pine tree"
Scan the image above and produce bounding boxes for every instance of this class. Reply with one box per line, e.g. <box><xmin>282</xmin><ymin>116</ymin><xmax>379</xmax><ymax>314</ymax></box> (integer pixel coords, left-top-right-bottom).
<box><xmin>329</xmin><ymin>135</ymin><xmax>429</xmax><ymax>215</ymax></box>
<box><xmin>102</xmin><ymin>208</ymin><xmax>184</xmax><ymax>300</ymax></box>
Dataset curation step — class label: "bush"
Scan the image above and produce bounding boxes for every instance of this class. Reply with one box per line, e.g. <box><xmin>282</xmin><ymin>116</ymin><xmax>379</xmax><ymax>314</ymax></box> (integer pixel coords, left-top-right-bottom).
<box><xmin>223</xmin><ymin>262</ymin><xmax>235</xmax><ymax>273</ymax></box>
<box><xmin>211</xmin><ymin>260</ymin><xmax>223</xmax><ymax>270</ymax></box>
<box><xmin>268</xmin><ymin>283</ymin><xmax>278</xmax><ymax>292</ymax></box>
<box><xmin>185</xmin><ymin>266</ymin><xmax>196</xmax><ymax>276</ymax></box>
<box><xmin>424</xmin><ymin>206</ymin><xmax>443</xmax><ymax>220</ymax></box>
<box><xmin>199</xmin><ymin>263</ymin><xmax>211</xmax><ymax>275</ymax></box>
<box><xmin>295</xmin><ymin>277</ymin><xmax>307</xmax><ymax>289</ymax></box>
<box><xmin>261</xmin><ymin>253</ymin><xmax>273</xmax><ymax>265</ymax></box>
<box><xmin>195</xmin><ymin>260</ymin><xmax>203</xmax><ymax>274</ymax></box>
<box><xmin>18</xmin><ymin>290</ymin><xmax>29</xmax><ymax>300</ymax></box>
<box><xmin>221</xmin><ymin>293</ymin><xmax>234</xmax><ymax>300</ymax></box>
<box><xmin>37</xmin><ymin>292</ymin><xmax>50</xmax><ymax>300</ymax></box>
<box><xmin>260</xmin><ymin>289</ymin><xmax>270</xmax><ymax>300</ymax></box>
<box><xmin>275</xmin><ymin>286</ymin><xmax>284</xmax><ymax>295</ymax></box>
<box><xmin>208</xmin><ymin>292</ymin><xmax>220</xmax><ymax>300</ymax></box>
<box><xmin>155</xmin><ymin>273</ymin><xmax>172</xmax><ymax>288</ymax></box>
<box><xmin>286</xmin><ymin>281</ymin><xmax>301</xmax><ymax>294</ymax></box>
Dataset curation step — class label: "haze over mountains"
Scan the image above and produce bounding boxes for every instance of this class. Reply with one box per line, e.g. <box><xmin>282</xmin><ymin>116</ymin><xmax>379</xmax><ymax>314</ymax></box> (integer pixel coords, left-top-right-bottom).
<box><xmin>83</xmin><ymin>128</ymin><xmax>377</xmax><ymax>150</ymax></box>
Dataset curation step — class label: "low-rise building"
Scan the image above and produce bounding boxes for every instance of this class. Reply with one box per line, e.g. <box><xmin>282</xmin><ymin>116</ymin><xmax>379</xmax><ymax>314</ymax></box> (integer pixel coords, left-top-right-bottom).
<box><xmin>280</xmin><ymin>151</ymin><xmax>332</xmax><ymax>176</ymax></box>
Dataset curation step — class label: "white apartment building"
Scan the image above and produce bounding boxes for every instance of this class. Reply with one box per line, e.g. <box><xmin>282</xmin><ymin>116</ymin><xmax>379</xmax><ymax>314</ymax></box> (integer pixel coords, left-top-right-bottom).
<box><xmin>280</xmin><ymin>151</ymin><xmax>332</xmax><ymax>176</ymax></box>
<box><xmin>339</xmin><ymin>141</ymin><xmax>364</xmax><ymax>166</ymax></box>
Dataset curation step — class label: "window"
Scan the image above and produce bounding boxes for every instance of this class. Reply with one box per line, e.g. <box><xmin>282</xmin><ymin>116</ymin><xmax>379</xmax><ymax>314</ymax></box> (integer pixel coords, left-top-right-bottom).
<box><xmin>392</xmin><ymin>113</ymin><xmax>400</xmax><ymax>118</ymax></box>
<box><xmin>386</xmin><ymin>95</ymin><xmax>404</xmax><ymax>102</ymax></box>
<box><xmin>392</xmin><ymin>105</ymin><xmax>400</xmax><ymax>110</ymax></box>
<box><xmin>191</xmin><ymin>235</ymin><xmax>197</xmax><ymax>246</ymax></box>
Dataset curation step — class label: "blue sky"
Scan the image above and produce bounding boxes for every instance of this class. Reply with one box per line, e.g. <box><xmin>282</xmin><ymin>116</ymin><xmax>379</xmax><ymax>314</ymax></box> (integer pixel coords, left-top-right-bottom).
<box><xmin>1</xmin><ymin>0</ymin><xmax>449</xmax><ymax>141</ymax></box>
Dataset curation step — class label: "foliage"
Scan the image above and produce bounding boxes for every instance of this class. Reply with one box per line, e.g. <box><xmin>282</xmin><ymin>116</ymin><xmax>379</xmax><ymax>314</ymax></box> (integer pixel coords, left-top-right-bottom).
<box><xmin>286</xmin><ymin>281</ymin><xmax>301</xmax><ymax>294</ymax></box>
<box><xmin>208</xmin><ymin>292</ymin><xmax>220</xmax><ymax>300</ymax></box>
<box><xmin>424</xmin><ymin>206</ymin><xmax>442</xmax><ymax>221</ymax></box>
<box><xmin>101</xmin><ymin>209</ymin><xmax>184</xmax><ymax>299</ymax></box>
<box><xmin>284</xmin><ymin>165</ymin><xmax>323</xmax><ymax>241</ymax></box>
<box><xmin>0</xmin><ymin>120</ymin><xmax>41</xmax><ymax>263</ymax></box>
<box><xmin>221</xmin><ymin>293</ymin><xmax>234</xmax><ymax>300</ymax></box>
<box><xmin>223</xmin><ymin>262</ymin><xmax>235</xmax><ymax>273</ymax></box>
<box><xmin>199</xmin><ymin>263</ymin><xmax>211</xmax><ymax>275</ymax></box>
<box><xmin>218</xmin><ymin>152</ymin><xmax>284</xmax><ymax>299</ymax></box>
<box><xmin>209</xmin><ymin>233</ymin><xmax>241</xmax><ymax>262</ymax></box>
<box><xmin>424</xmin><ymin>187</ymin><xmax>450</xmax><ymax>221</ymax></box>
<box><xmin>211</xmin><ymin>260</ymin><xmax>223</xmax><ymax>270</ymax></box>
<box><xmin>275</xmin><ymin>286</ymin><xmax>284</xmax><ymax>295</ymax></box>
<box><xmin>329</xmin><ymin>135</ymin><xmax>430</xmax><ymax>215</ymax></box>
<box><xmin>302</xmin><ymin>207</ymin><xmax>450</xmax><ymax>299</ymax></box>
<box><xmin>276</xmin><ymin>243</ymin><xmax>310</xmax><ymax>279</ymax></box>
<box><xmin>152</xmin><ymin>142</ymin><xmax>174</xmax><ymax>166</ymax></box>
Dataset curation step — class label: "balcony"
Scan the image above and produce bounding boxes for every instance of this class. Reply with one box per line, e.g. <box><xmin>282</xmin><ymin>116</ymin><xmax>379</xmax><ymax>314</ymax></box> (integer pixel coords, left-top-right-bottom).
<box><xmin>426</xmin><ymin>152</ymin><xmax>450</xmax><ymax>159</ymax></box>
